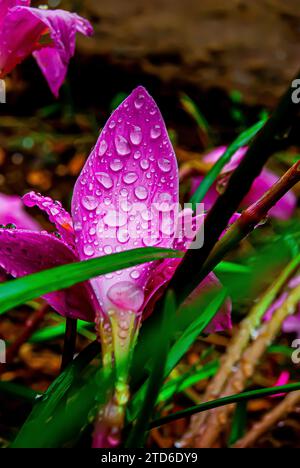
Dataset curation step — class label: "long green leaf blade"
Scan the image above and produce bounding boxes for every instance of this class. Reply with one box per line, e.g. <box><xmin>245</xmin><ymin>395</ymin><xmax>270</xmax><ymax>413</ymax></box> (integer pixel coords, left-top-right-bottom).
<box><xmin>0</xmin><ymin>247</ymin><xmax>182</xmax><ymax>315</ymax></box>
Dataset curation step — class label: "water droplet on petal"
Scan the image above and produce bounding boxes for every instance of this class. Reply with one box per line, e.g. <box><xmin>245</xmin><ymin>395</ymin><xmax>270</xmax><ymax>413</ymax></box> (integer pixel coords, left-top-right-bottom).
<box><xmin>130</xmin><ymin>126</ymin><xmax>142</xmax><ymax>145</ymax></box>
<box><xmin>134</xmin><ymin>94</ymin><xmax>145</xmax><ymax>109</ymax></box>
<box><xmin>150</xmin><ymin>125</ymin><xmax>161</xmax><ymax>139</ymax></box>
<box><xmin>104</xmin><ymin>245</ymin><xmax>113</xmax><ymax>254</ymax></box>
<box><xmin>140</xmin><ymin>159</ymin><xmax>149</xmax><ymax>170</ymax></box>
<box><xmin>117</xmin><ymin>227</ymin><xmax>130</xmax><ymax>244</ymax></box>
<box><xmin>115</xmin><ymin>135</ymin><xmax>131</xmax><ymax>156</ymax></box>
<box><xmin>83</xmin><ymin>244</ymin><xmax>95</xmax><ymax>256</ymax></box>
<box><xmin>158</xmin><ymin>157</ymin><xmax>171</xmax><ymax>173</ymax></box>
<box><xmin>98</xmin><ymin>140</ymin><xmax>108</xmax><ymax>156</ymax></box>
<box><xmin>123</xmin><ymin>172</ymin><xmax>138</xmax><ymax>185</ymax></box>
<box><xmin>110</xmin><ymin>159</ymin><xmax>123</xmax><ymax>172</ymax></box>
<box><xmin>134</xmin><ymin>186</ymin><xmax>148</xmax><ymax>201</ymax></box>
<box><xmin>130</xmin><ymin>270</ymin><xmax>140</xmax><ymax>279</ymax></box>
<box><xmin>134</xmin><ymin>151</ymin><xmax>141</xmax><ymax>160</ymax></box>
<box><xmin>96</xmin><ymin>172</ymin><xmax>113</xmax><ymax>189</ymax></box>
<box><xmin>107</xmin><ymin>281</ymin><xmax>144</xmax><ymax>312</ymax></box>
<box><xmin>81</xmin><ymin>196</ymin><xmax>98</xmax><ymax>211</ymax></box>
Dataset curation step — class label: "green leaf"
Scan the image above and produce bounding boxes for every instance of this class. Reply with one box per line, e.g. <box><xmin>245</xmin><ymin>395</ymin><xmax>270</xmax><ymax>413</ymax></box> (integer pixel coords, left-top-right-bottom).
<box><xmin>0</xmin><ymin>381</ymin><xmax>39</xmax><ymax>403</ymax></box>
<box><xmin>214</xmin><ymin>261</ymin><xmax>250</xmax><ymax>275</ymax></box>
<box><xmin>126</xmin><ymin>290</ymin><xmax>176</xmax><ymax>448</ymax></box>
<box><xmin>228</xmin><ymin>401</ymin><xmax>247</xmax><ymax>446</ymax></box>
<box><xmin>180</xmin><ymin>93</ymin><xmax>212</xmax><ymax>145</ymax></box>
<box><xmin>0</xmin><ymin>247</ymin><xmax>182</xmax><ymax>316</ymax></box>
<box><xmin>149</xmin><ymin>381</ymin><xmax>300</xmax><ymax>429</ymax></box>
<box><xmin>157</xmin><ymin>360</ymin><xmax>219</xmax><ymax>404</ymax></box>
<box><xmin>190</xmin><ymin>117</ymin><xmax>267</xmax><ymax>208</ymax></box>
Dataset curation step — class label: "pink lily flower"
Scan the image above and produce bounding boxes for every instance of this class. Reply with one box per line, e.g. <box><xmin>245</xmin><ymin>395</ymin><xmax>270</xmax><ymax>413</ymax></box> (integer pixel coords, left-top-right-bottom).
<box><xmin>0</xmin><ymin>87</ymin><xmax>231</xmax><ymax>331</ymax></box>
<box><xmin>191</xmin><ymin>146</ymin><xmax>297</xmax><ymax>220</ymax></box>
<box><xmin>0</xmin><ymin>0</ymin><xmax>93</xmax><ymax>96</ymax></box>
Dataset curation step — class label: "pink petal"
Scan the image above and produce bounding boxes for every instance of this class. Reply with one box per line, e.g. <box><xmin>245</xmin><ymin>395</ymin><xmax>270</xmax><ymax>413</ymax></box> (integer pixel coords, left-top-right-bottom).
<box><xmin>0</xmin><ymin>193</ymin><xmax>40</xmax><ymax>231</ymax></box>
<box><xmin>72</xmin><ymin>86</ymin><xmax>178</xmax><ymax>315</ymax></box>
<box><xmin>242</xmin><ymin>168</ymin><xmax>297</xmax><ymax>220</ymax></box>
<box><xmin>203</xmin><ymin>146</ymin><xmax>247</xmax><ymax>174</ymax></box>
<box><xmin>270</xmin><ymin>371</ymin><xmax>290</xmax><ymax>398</ymax></box>
<box><xmin>23</xmin><ymin>191</ymin><xmax>74</xmax><ymax>247</ymax></box>
<box><xmin>283</xmin><ymin>312</ymin><xmax>300</xmax><ymax>338</ymax></box>
<box><xmin>0</xmin><ymin>0</ymin><xmax>30</xmax><ymax>28</ymax></box>
<box><xmin>0</xmin><ymin>228</ymin><xmax>95</xmax><ymax>321</ymax></box>
<box><xmin>0</xmin><ymin>5</ymin><xmax>93</xmax><ymax>96</ymax></box>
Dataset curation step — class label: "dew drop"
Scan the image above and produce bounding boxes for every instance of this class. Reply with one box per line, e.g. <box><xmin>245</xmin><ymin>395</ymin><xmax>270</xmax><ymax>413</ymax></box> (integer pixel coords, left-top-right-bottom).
<box><xmin>96</xmin><ymin>172</ymin><xmax>113</xmax><ymax>189</ymax></box>
<box><xmin>81</xmin><ymin>196</ymin><xmax>98</xmax><ymax>211</ymax></box>
<box><xmin>110</xmin><ymin>159</ymin><xmax>123</xmax><ymax>172</ymax></box>
<box><xmin>117</xmin><ymin>227</ymin><xmax>130</xmax><ymax>244</ymax></box>
<box><xmin>140</xmin><ymin>159</ymin><xmax>149</xmax><ymax>170</ymax></box>
<box><xmin>134</xmin><ymin>94</ymin><xmax>145</xmax><ymax>109</ymax></box>
<box><xmin>133</xmin><ymin>150</ymin><xmax>142</xmax><ymax>160</ymax></box>
<box><xmin>115</xmin><ymin>135</ymin><xmax>131</xmax><ymax>156</ymax></box>
<box><xmin>104</xmin><ymin>245</ymin><xmax>113</xmax><ymax>254</ymax></box>
<box><xmin>123</xmin><ymin>172</ymin><xmax>138</xmax><ymax>185</ymax></box>
<box><xmin>130</xmin><ymin>270</ymin><xmax>140</xmax><ymax>279</ymax></box>
<box><xmin>107</xmin><ymin>281</ymin><xmax>144</xmax><ymax>312</ymax></box>
<box><xmin>158</xmin><ymin>157</ymin><xmax>171</xmax><ymax>173</ymax></box>
<box><xmin>130</xmin><ymin>126</ymin><xmax>142</xmax><ymax>145</ymax></box>
<box><xmin>150</xmin><ymin>125</ymin><xmax>161</xmax><ymax>139</ymax></box>
<box><xmin>134</xmin><ymin>186</ymin><xmax>148</xmax><ymax>200</ymax></box>
<box><xmin>98</xmin><ymin>140</ymin><xmax>108</xmax><ymax>156</ymax></box>
<box><xmin>83</xmin><ymin>244</ymin><xmax>94</xmax><ymax>257</ymax></box>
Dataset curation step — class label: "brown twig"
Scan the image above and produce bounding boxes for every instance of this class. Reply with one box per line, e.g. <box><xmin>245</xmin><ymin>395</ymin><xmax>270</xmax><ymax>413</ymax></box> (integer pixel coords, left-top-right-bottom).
<box><xmin>233</xmin><ymin>390</ymin><xmax>300</xmax><ymax>448</ymax></box>
<box><xmin>185</xmin><ymin>284</ymin><xmax>300</xmax><ymax>448</ymax></box>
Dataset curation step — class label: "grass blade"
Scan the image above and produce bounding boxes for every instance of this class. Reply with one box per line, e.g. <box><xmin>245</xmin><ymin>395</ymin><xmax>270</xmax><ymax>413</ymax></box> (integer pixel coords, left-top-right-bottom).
<box><xmin>149</xmin><ymin>381</ymin><xmax>300</xmax><ymax>429</ymax></box>
<box><xmin>0</xmin><ymin>247</ymin><xmax>182</xmax><ymax>315</ymax></box>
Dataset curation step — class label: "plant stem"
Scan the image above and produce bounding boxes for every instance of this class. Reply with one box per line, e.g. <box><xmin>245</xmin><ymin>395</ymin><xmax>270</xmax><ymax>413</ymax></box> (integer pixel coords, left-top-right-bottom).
<box><xmin>60</xmin><ymin>317</ymin><xmax>77</xmax><ymax>372</ymax></box>
<box><xmin>170</xmin><ymin>71</ymin><xmax>300</xmax><ymax>305</ymax></box>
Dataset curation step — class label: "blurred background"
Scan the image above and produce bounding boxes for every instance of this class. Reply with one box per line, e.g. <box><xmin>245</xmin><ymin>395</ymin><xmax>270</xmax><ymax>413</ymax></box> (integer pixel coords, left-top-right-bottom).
<box><xmin>1</xmin><ymin>0</ymin><xmax>300</xmax><ymax>211</ymax></box>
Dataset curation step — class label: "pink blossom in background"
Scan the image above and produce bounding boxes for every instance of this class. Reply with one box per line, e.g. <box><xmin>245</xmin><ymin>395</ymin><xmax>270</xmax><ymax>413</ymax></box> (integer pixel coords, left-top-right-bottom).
<box><xmin>0</xmin><ymin>0</ymin><xmax>93</xmax><ymax>96</ymax></box>
<box><xmin>0</xmin><ymin>193</ymin><xmax>39</xmax><ymax>231</ymax></box>
<box><xmin>270</xmin><ymin>371</ymin><xmax>290</xmax><ymax>398</ymax></box>
<box><xmin>191</xmin><ymin>146</ymin><xmax>297</xmax><ymax>220</ymax></box>
<box><xmin>0</xmin><ymin>87</ymin><xmax>232</xmax><ymax>334</ymax></box>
